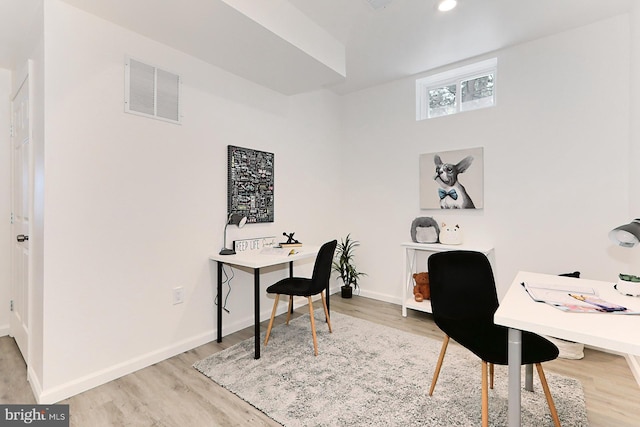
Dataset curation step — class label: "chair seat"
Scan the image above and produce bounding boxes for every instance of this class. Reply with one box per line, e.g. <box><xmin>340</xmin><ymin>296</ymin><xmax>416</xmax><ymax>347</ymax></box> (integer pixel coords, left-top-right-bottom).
<box><xmin>266</xmin><ymin>277</ymin><xmax>315</xmax><ymax>296</ymax></box>
<box><xmin>435</xmin><ymin>317</ymin><xmax>559</xmax><ymax>365</ymax></box>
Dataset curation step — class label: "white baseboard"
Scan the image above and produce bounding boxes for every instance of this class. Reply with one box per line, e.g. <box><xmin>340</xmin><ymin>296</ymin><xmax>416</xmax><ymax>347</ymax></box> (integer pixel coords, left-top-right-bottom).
<box><xmin>28</xmin><ymin>364</ymin><xmax>43</xmax><ymax>403</ymax></box>
<box><xmin>358</xmin><ymin>289</ymin><xmax>402</xmax><ymax>305</ymax></box>
<box><xmin>36</xmin><ymin>330</ymin><xmax>216</xmax><ymax>404</ymax></box>
<box><xmin>0</xmin><ymin>324</ymin><xmax>9</xmax><ymax>337</ymax></box>
<box><xmin>37</xmin><ymin>292</ymin><xmax>343</xmax><ymax>403</ymax></box>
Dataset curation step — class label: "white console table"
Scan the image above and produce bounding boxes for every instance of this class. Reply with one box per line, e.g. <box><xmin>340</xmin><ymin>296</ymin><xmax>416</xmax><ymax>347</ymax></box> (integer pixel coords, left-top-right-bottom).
<box><xmin>401</xmin><ymin>242</ymin><xmax>495</xmax><ymax>316</ymax></box>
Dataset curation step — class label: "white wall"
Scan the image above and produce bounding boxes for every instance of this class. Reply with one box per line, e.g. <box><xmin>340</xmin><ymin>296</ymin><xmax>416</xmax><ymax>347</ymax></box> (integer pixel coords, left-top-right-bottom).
<box><xmin>627</xmin><ymin>3</ymin><xmax>640</xmax><ymax>384</ymax></box>
<box><xmin>36</xmin><ymin>0</ymin><xmax>341</xmax><ymax>402</ymax></box>
<box><xmin>342</xmin><ymin>15</ymin><xmax>631</xmax><ymax>302</ymax></box>
<box><xmin>0</xmin><ymin>68</ymin><xmax>11</xmax><ymax>335</ymax></box>
<box><xmin>7</xmin><ymin>1</ymin><xmax>638</xmax><ymax>402</ymax></box>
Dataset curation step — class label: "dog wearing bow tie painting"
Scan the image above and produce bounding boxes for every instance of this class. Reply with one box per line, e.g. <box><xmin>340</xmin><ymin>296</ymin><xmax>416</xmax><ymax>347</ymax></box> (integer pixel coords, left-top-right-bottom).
<box><xmin>434</xmin><ymin>154</ymin><xmax>476</xmax><ymax>209</ymax></box>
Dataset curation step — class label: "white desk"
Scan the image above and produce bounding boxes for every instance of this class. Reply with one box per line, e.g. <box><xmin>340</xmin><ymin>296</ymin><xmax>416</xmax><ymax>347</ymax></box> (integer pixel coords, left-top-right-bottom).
<box><xmin>495</xmin><ymin>271</ymin><xmax>640</xmax><ymax>426</ymax></box>
<box><xmin>209</xmin><ymin>246</ymin><xmax>320</xmax><ymax>359</ymax></box>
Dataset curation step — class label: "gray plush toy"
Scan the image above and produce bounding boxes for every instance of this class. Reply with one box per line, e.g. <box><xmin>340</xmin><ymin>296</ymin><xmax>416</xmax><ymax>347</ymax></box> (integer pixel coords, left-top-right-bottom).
<box><xmin>410</xmin><ymin>217</ymin><xmax>440</xmax><ymax>243</ymax></box>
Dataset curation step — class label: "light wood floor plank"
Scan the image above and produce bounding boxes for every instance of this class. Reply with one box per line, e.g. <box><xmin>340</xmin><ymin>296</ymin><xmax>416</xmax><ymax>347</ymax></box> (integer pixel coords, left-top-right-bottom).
<box><xmin>1</xmin><ymin>295</ymin><xmax>639</xmax><ymax>426</ymax></box>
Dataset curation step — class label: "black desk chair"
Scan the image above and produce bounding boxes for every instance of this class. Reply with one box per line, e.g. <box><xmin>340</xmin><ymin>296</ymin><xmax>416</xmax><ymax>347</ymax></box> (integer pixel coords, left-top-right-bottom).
<box><xmin>427</xmin><ymin>250</ymin><xmax>561</xmax><ymax>427</ymax></box>
<box><xmin>264</xmin><ymin>240</ymin><xmax>337</xmax><ymax>356</ymax></box>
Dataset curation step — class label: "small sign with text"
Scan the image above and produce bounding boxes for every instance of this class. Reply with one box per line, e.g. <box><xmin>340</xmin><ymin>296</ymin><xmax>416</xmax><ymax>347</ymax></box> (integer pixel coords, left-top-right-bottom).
<box><xmin>1</xmin><ymin>405</ymin><xmax>69</xmax><ymax>426</ymax></box>
<box><xmin>233</xmin><ymin>236</ymin><xmax>277</xmax><ymax>253</ymax></box>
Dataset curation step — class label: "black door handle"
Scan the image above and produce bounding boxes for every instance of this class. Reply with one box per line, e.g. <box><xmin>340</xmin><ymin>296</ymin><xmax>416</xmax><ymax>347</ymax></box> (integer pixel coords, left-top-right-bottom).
<box><xmin>16</xmin><ymin>235</ymin><xmax>29</xmax><ymax>242</ymax></box>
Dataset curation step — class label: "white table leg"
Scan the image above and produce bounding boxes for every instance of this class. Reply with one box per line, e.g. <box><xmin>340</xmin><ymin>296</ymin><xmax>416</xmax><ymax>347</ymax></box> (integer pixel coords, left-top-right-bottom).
<box><xmin>402</xmin><ymin>247</ymin><xmax>408</xmax><ymax>317</ymax></box>
<box><xmin>507</xmin><ymin>327</ymin><xmax>522</xmax><ymax>427</ymax></box>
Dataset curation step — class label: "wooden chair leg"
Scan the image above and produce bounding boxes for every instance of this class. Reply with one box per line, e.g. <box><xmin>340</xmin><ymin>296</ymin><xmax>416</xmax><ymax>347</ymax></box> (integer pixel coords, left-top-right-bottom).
<box><xmin>320</xmin><ymin>291</ymin><xmax>332</xmax><ymax>333</ymax></box>
<box><xmin>264</xmin><ymin>294</ymin><xmax>280</xmax><ymax>346</ymax></box>
<box><xmin>535</xmin><ymin>363</ymin><xmax>561</xmax><ymax>427</ymax></box>
<box><xmin>482</xmin><ymin>361</ymin><xmax>489</xmax><ymax>427</ymax></box>
<box><xmin>308</xmin><ymin>297</ymin><xmax>319</xmax><ymax>356</ymax></box>
<box><xmin>429</xmin><ymin>335</ymin><xmax>450</xmax><ymax>396</ymax></box>
<box><xmin>286</xmin><ymin>295</ymin><xmax>293</xmax><ymax>325</ymax></box>
<box><xmin>489</xmin><ymin>363</ymin><xmax>494</xmax><ymax>389</ymax></box>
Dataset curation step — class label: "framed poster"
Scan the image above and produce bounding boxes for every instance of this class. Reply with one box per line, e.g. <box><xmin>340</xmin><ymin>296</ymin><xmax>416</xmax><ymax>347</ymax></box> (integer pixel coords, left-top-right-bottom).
<box><xmin>419</xmin><ymin>147</ymin><xmax>484</xmax><ymax>210</ymax></box>
<box><xmin>227</xmin><ymin>145</ymin><xmax>274</xmax><ymax>223</ymax></box>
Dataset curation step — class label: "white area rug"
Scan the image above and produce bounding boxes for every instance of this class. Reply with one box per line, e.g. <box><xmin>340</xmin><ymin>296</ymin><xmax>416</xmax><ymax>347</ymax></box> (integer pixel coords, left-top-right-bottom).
<box><xmin>194</xmin><ymin>312</ymin><xmax>588</xmax><ymax>426</ymax></box>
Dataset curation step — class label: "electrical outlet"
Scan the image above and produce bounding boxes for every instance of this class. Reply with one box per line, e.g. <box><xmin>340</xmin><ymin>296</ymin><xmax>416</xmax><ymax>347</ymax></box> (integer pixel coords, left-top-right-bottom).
<box><xmin>172</xmin><ymin>287</ymin><xmax>185</xmax><ymax>305</ymax></box>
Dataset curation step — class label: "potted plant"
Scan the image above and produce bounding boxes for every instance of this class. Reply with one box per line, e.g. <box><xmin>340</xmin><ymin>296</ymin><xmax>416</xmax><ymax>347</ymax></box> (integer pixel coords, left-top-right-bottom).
<box><xmin>332</xmin><ymin>234</ymin><xmax>366</xmax><ymax>298</ymax></box>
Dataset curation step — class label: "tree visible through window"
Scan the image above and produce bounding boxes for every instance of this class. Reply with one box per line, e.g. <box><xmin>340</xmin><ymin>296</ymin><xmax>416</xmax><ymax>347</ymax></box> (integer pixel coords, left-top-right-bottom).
<box><xmin>429</xmin><ymin>84</ymin><xmax>457</xmax><ymax>117</ymax></box>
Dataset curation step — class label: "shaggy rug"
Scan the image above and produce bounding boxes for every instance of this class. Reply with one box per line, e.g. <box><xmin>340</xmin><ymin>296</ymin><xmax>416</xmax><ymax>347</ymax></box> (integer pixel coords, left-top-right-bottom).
<box><xmin>194</xmin><ymin>312</ymin><xmax>588</xmax><ymax>426</ymax></box>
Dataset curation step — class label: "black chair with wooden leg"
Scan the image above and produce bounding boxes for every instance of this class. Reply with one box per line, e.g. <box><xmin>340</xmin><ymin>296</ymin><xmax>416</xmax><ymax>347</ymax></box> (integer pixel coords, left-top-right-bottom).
<box><xmin>264</xmin><ymin>240</ymin><xmax>337</xmax><ymax>356</ymax></box>
<box><xmin>427</xmin><ymin>250</ymin><xmax>561</xmax><ymax>427</ymax></box>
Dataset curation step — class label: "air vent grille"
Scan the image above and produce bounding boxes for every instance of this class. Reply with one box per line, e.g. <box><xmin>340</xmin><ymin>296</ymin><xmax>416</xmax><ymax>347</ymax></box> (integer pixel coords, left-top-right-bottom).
<box><xmin>125</xmin><ymin>58</ymin><xmax>181</xmax><ymax>124</ymax></box>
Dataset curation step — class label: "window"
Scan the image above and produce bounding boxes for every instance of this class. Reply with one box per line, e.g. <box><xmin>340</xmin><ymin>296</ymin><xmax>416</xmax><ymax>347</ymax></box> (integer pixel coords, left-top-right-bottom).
<box><xmin>416</xmin><ymin>58</ymin><xmax>496</xmax><ymax>120</ymax></box>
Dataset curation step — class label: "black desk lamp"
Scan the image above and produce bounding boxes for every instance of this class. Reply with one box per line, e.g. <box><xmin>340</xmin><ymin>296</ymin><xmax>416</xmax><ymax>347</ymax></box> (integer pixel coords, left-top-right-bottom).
<box><xmin>609</xmin><ymin>218</ymin><xmax>640</xmax><ymax>248</ymax></box>
<box><xmin>220</xmin><ymin>213</ymin><xmax>247</xmax><ymax>255</ymax></box>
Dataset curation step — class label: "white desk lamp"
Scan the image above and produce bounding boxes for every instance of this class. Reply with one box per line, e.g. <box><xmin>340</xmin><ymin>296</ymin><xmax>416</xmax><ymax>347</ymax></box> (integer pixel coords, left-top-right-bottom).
<box><xmin>220</xmin><ymin>213</ymin><xmax>247</xmax><ymax>255</ymax></box>
<box><xmin>610</xmin><ymin>218</ymin><xmax>640</xmax><ymax>296</ymax></box>
<box><xmin>609</xmin><ymin>218</ymin><xmax>640</xmax><ymax>248</ymax></box>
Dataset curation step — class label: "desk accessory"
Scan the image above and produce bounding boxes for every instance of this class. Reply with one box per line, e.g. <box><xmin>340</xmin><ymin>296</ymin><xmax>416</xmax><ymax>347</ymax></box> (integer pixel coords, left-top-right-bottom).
<box><xmin>608</xmin><ymin>220</ymin><xmax>640</xmax><ymax>295</ymax></box>
<box><xmin>523</xmin><ymin>281</ymin><xmax>638</xmax><ymax>313</ymax></box>
<box><xmin>616</xmin><ymin>273</ymin><xmax>640</xmax><ymax>297</ymax></box>
<box><xmin>280</xmin><ymin>232</ymin><xmax>302</xmax><ymax>247</ymax></box>
<box><xmin>609</xmin><ymin>218</ymin><xmax>640</xmax><ymax>248</ymax></box>
<box><xmin>220</xmin><ymin>213</ymin><xmax>247</xmax><ymax>255</ymax></box>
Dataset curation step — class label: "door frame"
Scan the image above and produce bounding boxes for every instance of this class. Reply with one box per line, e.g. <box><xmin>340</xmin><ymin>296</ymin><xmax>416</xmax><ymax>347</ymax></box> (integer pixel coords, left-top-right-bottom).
<box><xmin>9</xmin><ymin>62</ymin><xmax>33</xmax><ymax>367</ymax></box>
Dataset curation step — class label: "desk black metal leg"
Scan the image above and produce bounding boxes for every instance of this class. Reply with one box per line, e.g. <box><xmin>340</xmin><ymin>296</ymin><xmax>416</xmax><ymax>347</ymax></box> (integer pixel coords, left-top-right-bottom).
<box><xmin>217</xmin><ymin>261</ymin><xmax>223</xmax><ymax>343</ymax></box>
<box><xmin>288</xmin><ymin>261</ymin><xmax>295</xmax><ymax>315</ymax></box>
<box><xmin>254</xmin><ymin>268</ymin><xmax>261</xmax><ymax>359</ymax></box>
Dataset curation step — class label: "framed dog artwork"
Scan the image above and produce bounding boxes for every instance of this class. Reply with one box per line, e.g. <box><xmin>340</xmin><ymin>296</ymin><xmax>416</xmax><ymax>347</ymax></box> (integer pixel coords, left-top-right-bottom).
<box><xmin>419</xmin><ymin>147</ymin><xmax>484</xmax><ymax>210</ymax></box>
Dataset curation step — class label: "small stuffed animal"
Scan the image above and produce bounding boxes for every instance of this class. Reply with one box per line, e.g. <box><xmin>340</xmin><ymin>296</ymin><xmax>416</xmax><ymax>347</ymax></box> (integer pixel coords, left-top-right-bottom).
<box><xmin>439</xmin><ymin>223</ymin><xmax>463</xmax><ymax>245</ymax></box>
<box><xmin>413</xmin><ymin>272</ymin><xmax>430</xmax><ymax>302</ymax></box>
<box><xmin>410</xmin><ymin>217</ymin><xmax>440</xmax><ymax>243</ymax></box>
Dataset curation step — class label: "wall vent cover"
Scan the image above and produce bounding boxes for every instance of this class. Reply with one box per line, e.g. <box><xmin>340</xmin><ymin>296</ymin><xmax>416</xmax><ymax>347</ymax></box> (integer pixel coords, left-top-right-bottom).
<box><xmin>125</xmin><ymin>57</ymin><xmax>181</xmax><ymax>124</ymax></box>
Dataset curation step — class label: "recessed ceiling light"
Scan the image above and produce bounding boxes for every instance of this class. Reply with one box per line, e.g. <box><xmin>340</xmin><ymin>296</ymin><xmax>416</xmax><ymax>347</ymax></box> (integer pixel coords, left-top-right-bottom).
<box><xmin>438</xmin><ymin>0</ymin><xmax>457</xmax><ymax>12</ymax></box>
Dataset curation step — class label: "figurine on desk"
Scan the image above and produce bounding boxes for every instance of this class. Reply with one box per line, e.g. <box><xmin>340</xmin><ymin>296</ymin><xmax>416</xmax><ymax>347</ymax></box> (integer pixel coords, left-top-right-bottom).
<box><xmin>280</xmin><ymin>232</ymin><xmax>302</xmax><ymax>248</ymax></box>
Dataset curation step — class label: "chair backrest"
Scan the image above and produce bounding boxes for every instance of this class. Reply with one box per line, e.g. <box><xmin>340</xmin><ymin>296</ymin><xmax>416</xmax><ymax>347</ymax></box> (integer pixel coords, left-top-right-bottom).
<box><xmin>427</xmin><ymin>250</ymin><xmax>498</xmax><ymax>320</ymax></box>
<box><xmin>310</xmin><ymin>240</ymin><xmax>338</xmax><ymax>294</ymax></box>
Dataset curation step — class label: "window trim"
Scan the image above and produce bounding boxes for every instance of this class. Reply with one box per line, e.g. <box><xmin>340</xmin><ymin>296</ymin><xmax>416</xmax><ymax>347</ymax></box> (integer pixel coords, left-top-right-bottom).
<box><xmin>416</xmin><ymin>57</ymin><xmax>497</xmax><ymax>120</ymax></box>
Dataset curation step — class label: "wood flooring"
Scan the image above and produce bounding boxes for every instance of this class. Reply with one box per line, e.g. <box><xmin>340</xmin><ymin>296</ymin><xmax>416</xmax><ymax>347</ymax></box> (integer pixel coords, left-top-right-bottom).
<box><xmin>2</xmin><ymin>296</ymin><xmax>639</xmax><ymax>426</ymax></box>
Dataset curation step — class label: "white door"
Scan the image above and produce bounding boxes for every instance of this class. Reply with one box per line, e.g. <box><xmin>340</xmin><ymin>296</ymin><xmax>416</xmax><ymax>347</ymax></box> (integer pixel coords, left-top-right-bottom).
<box><xmin>10</xmin><ymin>74</ymin><xmax>30</xmax><ymax>362</ymax></box>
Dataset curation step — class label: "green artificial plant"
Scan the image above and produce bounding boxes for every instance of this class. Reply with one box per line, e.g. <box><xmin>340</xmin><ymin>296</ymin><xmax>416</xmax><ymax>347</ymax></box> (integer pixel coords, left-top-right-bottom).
<box><xmin>332</xmin><ymin>234</ymin><xmax>366</xmax><ymax>293</ymax></box>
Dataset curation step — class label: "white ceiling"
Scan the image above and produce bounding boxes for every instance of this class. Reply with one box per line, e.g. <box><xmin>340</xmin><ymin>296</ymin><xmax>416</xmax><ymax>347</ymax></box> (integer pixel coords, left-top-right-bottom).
<box><xmin>0</xmin><ymin>0</ymin><xmax>633</xmax><ymax>95</ymax></box>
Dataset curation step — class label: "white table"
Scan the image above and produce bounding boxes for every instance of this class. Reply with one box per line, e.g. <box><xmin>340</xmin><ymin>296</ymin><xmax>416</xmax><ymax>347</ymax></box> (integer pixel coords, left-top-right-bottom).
<box><xmin>494</xmin><ymin>271</ymin><xmax>640</xmax><ymax>426</ymax></box>
<box><xmin>210</xmin><ymin>246</ymin><xmax>320</xmax><ymax>359</ymax></box>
